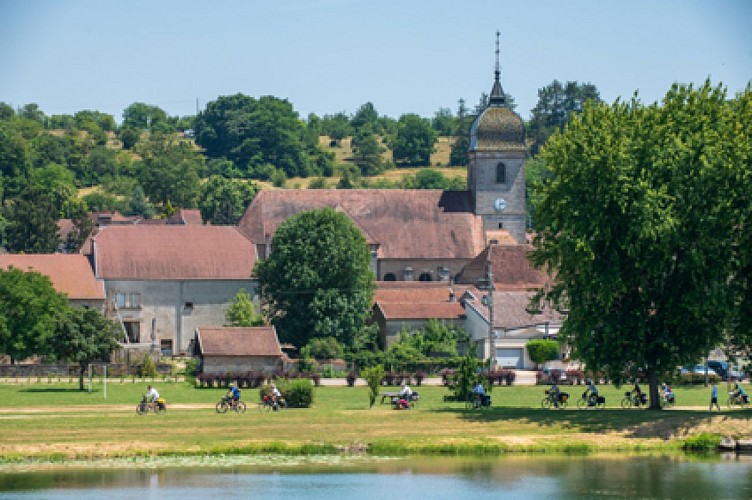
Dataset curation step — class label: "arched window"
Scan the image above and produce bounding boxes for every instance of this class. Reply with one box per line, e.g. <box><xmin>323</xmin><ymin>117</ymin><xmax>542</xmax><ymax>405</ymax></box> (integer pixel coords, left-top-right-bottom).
<box><xmin>383</xmin><ymin>273</ymin><xmax>397</xmax><ymax>281</ymax></box>
<box><xmin>496</xmin><ymin>163</ymin><xmax>506</xmax><ymax>184</ymax></box>
<box><xmin>419</xmin><ymin>273</ymin><xmax>432</xmax><ymax>282</ymax></box>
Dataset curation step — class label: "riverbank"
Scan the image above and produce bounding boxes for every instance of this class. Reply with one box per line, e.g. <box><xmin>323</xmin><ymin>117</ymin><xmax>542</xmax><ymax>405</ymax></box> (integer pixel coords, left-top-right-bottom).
<box><xmin>0</xmin><ymin>384</ymin><xmax>749</xmax><ymax>463</ymax></box>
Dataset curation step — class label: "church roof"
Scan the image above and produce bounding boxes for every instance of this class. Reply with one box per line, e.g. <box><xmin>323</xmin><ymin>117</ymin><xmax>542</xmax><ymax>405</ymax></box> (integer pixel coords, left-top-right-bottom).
<box><xmin>239</xmin><ymin>189</ymin><xmax>486</xmax><ymax>260</ymax></box>
<box><xmin>456</xmin><ymin>243</ymin><xmax>549</xmax><ymax>291</ymax></box>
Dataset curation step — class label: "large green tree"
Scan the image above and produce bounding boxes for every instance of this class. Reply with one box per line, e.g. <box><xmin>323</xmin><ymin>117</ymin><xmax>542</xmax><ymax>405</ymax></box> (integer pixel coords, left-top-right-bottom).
<box><xmin>51</xmin><ymin>307</ymin><xmax>121</xmax><ymax>390</ymax></box>
<box><xmin>198</xmin><ymin>175</ymin><xmax>259</xmax><ymax>225</ymax></box>
<box><xmin>225</xmin><ymin>289</ymin><xmax>265</xmax><ymax>327</ymax></box>
<box><xmin>391</xmin><ymin>114</ymin><xmax>437</xmax><ymax>167</ymax></box>
<box><xmin>528</xmin><ymin>80</ymin><xmax>601</xmax><ymax>155</ymax></box>
<box><xmin>3</xmin><ymin>184</ymin><xmax>60</xmax><ymax>253</ymax></box>
<box><xmin>255</xmin><ymin>208</ymin><xmax>375</xmax><ymax>348</ymax></box>
<box><xmin>530</xmin><ymin>82</ymin><xmax>752</xmax><ymax>409</ymax></box>
<box><xmin>351</xmin><ymin>126</ymin><xmax>386</xmax><ymax>176</ymax></box>
<box><xmin>0</xmin><ymin>267</ymin><xmax>68</xmax><ymax>363</ymax></box>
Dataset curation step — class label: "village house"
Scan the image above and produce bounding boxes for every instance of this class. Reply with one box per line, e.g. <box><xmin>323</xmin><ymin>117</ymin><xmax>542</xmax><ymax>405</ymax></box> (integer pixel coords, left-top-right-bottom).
<box><xmin>88</xmin><ymin>225</ymin><xmax>257</xmax><ymax>356</ymax></box>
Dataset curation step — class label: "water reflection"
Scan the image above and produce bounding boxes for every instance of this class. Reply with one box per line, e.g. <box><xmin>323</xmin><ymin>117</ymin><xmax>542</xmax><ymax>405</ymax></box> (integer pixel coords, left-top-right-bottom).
<box><xmin>0</xmin><ymin>454</ymin><xmax>750</xmax><ymax>499</ymax></box>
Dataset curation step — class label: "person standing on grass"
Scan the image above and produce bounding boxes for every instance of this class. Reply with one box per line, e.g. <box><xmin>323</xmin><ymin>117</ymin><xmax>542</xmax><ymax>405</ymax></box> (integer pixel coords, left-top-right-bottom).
<box><xmin>710</xmin><ymin>382</ymin><xmax>720</xmax><ymax>412</ymax></box>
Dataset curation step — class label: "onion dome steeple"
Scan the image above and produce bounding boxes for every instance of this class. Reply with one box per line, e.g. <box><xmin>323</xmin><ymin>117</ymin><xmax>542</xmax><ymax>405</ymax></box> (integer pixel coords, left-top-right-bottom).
<box><xmin>489</xmin><ymin>30</ymin><xmax>506</xmax><ymax>107</ymax></box>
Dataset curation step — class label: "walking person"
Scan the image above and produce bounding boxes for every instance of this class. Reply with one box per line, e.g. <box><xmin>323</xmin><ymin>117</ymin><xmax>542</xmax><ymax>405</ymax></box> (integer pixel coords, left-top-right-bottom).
<box><xmin>709</xmin><ymin>381</ymin><xmax>721</xmax><ymax>412</ymax></box>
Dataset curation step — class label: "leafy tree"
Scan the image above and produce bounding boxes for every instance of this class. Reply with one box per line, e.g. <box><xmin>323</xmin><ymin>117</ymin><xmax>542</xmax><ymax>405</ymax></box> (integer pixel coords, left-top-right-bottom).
<box><xmin>18</xmin><ymin>103</ymin><xmax>46</xmax><ymax>124</ymax></box>
<box><xmin>320</xmin><ymin>112</ymin><xmax>352</xmax><ymax>145</ymax></box>
<box><xmin>194</xmin><ymin>94</ymin><xmax>321</xmax><ymax>178</ymax></box>
<box><xmin>303</xmin><ymin>337</ymin><xmax>344</xmax><ymax>360</ymax></box>
<box><xmin>62</xmin><ymin>198</ymin><xmax>95</xmax><ymax>253</ymax></box>
<box><xmin>361</xmin><ymin>365</ymin><xmax>384</xmax><ymax>408</ymax></box>
<box><xmin>74</xmin><ymin>110</ymin><xmax>116</xmax><ymax>132</ymax></box>
<box><xmin>0</xmin><ymin>121</ymin><xmax>32</xmax><ymax>202</ymax></box>
<box><xmin>431</xmin><ymin>107</ymin><xmax>457</xmax><ymax>136</ymax></box>
<box><xmin>528</xmin><ymin>80</ymin><xmax>601</xmax><ymax>155</ymax></box>
<box><xmin>0</xmin><ymin>102</ymin><xmax>14</xmax><ymax>121</ymax></box>
<box><xmin>122</xmin><ymin>102</ymin><xmax>170</xmax><ymax>131</ymax></box>
<box><xmin>3</xmin><ymin>184</ymin><xmax>60</xmax><ymax>253</ymax></box>
<box><xmin>225</xmin><ymin>289</ymin><xmax>265</xmax><ymax>327</ymax></box>
<box><xmin>125</xmin><ymin>185</ymin><xmax>156</xmax><ymax>219</ymax></box>
<box><xmin>51</xmin><ymin>306</ymin><xmax>120</xmax><ymax>390</ymax></box>
<box><xmin>30</xmin><ymin>162</ymin><xmax>77</xmax><ymax>210</ymax></box>
<box><xmin>526</xmin><ymin>339</ymin><xmax>560</xmax><ymax>367</ymax></box>
<box><xmin>307</xmin><ymin>177</ymin><xmax>329</xmax><ymax>189</ymax></box>
<box><xmin>81</xmin><ymin>190</ymin><xmax>125</xmax><ymax>213</ymax></box>
<box><xmin>350</xmin><ymin>102</ymin><xmax>379</xmax><ymax>134</ymax></box>
<box><xmin>351</xmin><ymin>126</ymin><xmax>386</xmax><ymax>176</ymax></box>
<box><xmin>402</xmin><ymin>169</ymin><xmax>465</xmax><ymax>190</ymax></box>
<box><xmin>530</xmin><ymin>82</ymin><xmax>751</xmax><ymax>409</ymax></box>
<box><xmin>199</xmin><ymin>175</ymin><xmax>258</xmax><ymax>225</ymax></box>
<box><xmin>118</xmin><ymin>127</ymin><xmax>141</xmax><ymax>150</ymax></box>
<box><xmin>135</xmin><ymin>132</ymin><xmax>203</xmax><ymax>208</ymax></box>
<box><xmin>0</xmin><ymin>267</ymin><xmax>68</xmax><ymax>363</ymax></box>
<box><xmin>256</xmin><ymin>208</ymin><xmax>375</xmax><ymax>348</ymax></box>
<box><xmin>391</xmin><ymin>114</ymin><xmax>437</xmax><ymax>167</ymax></box>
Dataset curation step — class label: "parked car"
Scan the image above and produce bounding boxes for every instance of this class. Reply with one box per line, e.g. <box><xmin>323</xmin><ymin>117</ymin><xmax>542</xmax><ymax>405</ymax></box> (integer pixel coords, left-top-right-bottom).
<box><xmin>706</xmin><ymin>360</ymin><xmax>744</xmax><ymax>381</ymax></box>
<box><xmin>680</xmin><ymin>364</ymin><xmax>718</xmax><ymax>377</ymax></box>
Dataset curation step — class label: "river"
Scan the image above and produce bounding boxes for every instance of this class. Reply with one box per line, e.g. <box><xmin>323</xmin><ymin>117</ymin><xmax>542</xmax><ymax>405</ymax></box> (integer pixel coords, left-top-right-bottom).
<box><xmin>0</xmin><ymin>454</ymin><xmax>750</xmax><ymax>499</ymax></box>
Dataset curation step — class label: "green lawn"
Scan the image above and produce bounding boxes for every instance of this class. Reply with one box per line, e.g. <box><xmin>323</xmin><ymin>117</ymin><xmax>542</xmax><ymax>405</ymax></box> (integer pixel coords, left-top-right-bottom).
<box><xmin>0</xmin><ymin>381</ymin><xmax>748</xmax><ymax>461</ymax></box>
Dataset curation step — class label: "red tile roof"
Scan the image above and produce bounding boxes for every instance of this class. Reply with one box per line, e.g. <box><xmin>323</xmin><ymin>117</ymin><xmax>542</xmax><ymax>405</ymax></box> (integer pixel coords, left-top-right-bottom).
<box><xmin>374</xmin><ymin>281</ymin><xmax>478</xmax><ymax>304</ymax></box>
<box><xmin>93</xmin><ymin>225</ymin><xmax>256</xmax><ymax>280</ymax></box>
<box><xmin>467</xmin><ymin>290</ymin><xmax>562</xmax><ymax>329</ymax></box>
<box><xmin>239</xmin><ymin>190</ymin><xmax>485</xmax><ymax>259</ymax></box>
<box><xmin>376</xmin><ymin>301</ymin><xmax>466</xmax><ymax>320</ymax></box>
<box><xmin>197</xmin><ymin>326</ymin><xmax>281</xmax><ymax>356</ymax></box>
<box><xmin>0</xmin><ymin>254</ymin><xmax>104</xmax><ymax>300</ymax></box>
<box><xmin>457</xmin><ymin>243</ymin><xmax>549</xmax><ymax>290</ymax></box>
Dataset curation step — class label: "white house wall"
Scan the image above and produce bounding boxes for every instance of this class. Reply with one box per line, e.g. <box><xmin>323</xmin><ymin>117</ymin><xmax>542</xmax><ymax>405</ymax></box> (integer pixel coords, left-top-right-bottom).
<box><xmin>105</xmin><ymin>279</ymin><xmax>257</xmax><ymax>354</ymax></box>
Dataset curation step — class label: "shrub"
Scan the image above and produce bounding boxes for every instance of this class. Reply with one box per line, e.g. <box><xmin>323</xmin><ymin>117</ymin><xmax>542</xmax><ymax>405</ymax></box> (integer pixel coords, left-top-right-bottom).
<box><xmin>278</xmin><ymin>378</ymin><xmax>314</xmax><ymax>408</ymax></box>
<box><xmin>138</xmin><ymin>354</ymin><xmax>157</xmax><ymax>377</ymax></box>
<box><xmin>526</xmin><ymin>339</ymin><xmax>560</xmax><ymax>365</ymax></box>
<box><xmin>362</xmin><ymin>365</ymin><xmax>385</xmax><ymax>408</ymax></box>
<box><xmin>184</xmin><ymin>358</ymin><xmax>199</xmax><ymax>377</ymax></box>
<box><xmin>683</xmin><ymin>433</ymin><xmax>721</xmax><ymax>452</ymax></box>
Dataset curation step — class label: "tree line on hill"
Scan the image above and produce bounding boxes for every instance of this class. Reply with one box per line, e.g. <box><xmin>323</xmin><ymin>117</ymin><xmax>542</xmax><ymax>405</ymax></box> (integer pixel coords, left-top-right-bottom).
<box><xmin>0</xmin><ymin>79</ymin><xmax>598</xmax><ymax>253</ymax></box>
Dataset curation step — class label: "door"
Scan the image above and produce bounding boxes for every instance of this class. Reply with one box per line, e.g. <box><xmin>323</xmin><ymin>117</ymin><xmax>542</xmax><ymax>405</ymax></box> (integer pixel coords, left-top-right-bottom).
<box><xmin>496</xmin><ymin>348</ymin><xmax>524</xmax><ymax>369</ymax></box>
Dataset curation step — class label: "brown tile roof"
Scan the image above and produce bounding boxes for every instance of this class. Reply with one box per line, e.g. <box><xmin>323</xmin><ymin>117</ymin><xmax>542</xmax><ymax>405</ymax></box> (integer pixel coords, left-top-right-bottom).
<box><xmin>0</xmin><ymin>254</ymin><xmax>104</xmax><ymax>300</ymax></box>
<box><xmin>93</xmin><ymin>225</ymin><xmax>257</xmax><ymax>280</ymax></box>
<box><xmin>239</xmin><ymin>189</ymin><xmax>485</xmax><ymax>259</ymax></box>
<box><xmin>197</xmin><ymin>326</ymin><xmax>281</xmax><ymax>356</ymax></box>
<box><xmin>467</xmin><ymin>290</ymin><xmax>562</xmax><ymax>329</ymax></box>
<box><xmin>456</xmin><ymin>243</ymin><xmax>549</xmax><ymax>290</ymax></box>
<box><xmin>375</xmin><ymin>301</ymin><xmax>467</xmax><ymax>321</ymax></box>
<box><xmin>374</xmin><ymin>281</ymin><xmax>479</xmax><ymax>304</ymax></box>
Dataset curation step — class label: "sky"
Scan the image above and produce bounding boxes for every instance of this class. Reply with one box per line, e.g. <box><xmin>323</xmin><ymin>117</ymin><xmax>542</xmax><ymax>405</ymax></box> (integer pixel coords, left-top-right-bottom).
<box><xmin>1</xmin><ymin>0</ymin><xmax>750</xmax><ymax>123</ymax></box>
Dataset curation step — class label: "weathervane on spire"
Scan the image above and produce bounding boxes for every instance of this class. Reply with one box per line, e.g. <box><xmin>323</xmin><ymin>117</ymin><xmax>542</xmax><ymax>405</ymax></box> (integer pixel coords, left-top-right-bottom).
<box><xmin>489</xmin><ymin>30</ymin><xmax>505</xmax><ymax>106</ymax></box>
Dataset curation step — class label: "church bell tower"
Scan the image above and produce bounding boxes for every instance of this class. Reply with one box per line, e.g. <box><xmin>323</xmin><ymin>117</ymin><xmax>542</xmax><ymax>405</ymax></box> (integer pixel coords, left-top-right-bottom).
<box><xmin>467</xmin><ymin>31</ymin><xmax>528</xmax><ymax>243</ymax></box>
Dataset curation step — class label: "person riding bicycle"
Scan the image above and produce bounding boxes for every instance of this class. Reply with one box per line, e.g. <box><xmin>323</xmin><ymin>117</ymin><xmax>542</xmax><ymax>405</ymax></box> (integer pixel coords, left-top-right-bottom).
<box><xmin>549</xmin><ymin>381</ymin><xmax>561</xmax><ymax>407</ymax></box>
<box><xmin>733</xmin><ymin>382</ymin><xmax>748</xmax><ymax>403</ymax></box>
<box><xmin>146</xmin><ymin>385</ymin><xmax>159</xmax><ymax>412</ymax></box>
<box><xmin>585</xmin><ymin>379</ymin><xmax>598</xmax><ymax>404</ymax></box>
<box><xmin>633</xmin><ymin>384</ymin><xmax>645</xmax><ymax>405</ymax></box>
<box><xmin>662</xmin><ymin>383</ymin><xmax>675</xmax><ymax>404</ymax></box>
<box><xmin>472</xmin><ymin>381</ymin><xmax>486</xmax><ymax>407</ymax></box>
<box><xmin>227</xmin><ymin>383</ymin><xmax>241</xmax><ymax>410</ymax></box>
<box><xmin>270</xmin><ymin>383</ymin><xmax>282</xmax><ymax>408</ymax></box>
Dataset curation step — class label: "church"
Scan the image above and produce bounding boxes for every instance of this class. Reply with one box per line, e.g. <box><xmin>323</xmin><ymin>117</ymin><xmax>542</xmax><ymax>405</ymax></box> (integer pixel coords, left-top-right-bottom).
<box><xmin>238</xmin><ymin>43</ymin><xmax>528</xmax><ymax>283</ymax></box>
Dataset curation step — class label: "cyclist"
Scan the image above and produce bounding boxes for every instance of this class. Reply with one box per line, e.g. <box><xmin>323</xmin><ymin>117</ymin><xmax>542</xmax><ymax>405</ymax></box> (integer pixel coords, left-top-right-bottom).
<box><xmin>270</xmin><ymin>383</ymin><xmax>282</xmax><ymax>409</ymax></box>
<box><xmin>633</xmin><ymin>384</ymin><xmax>644</xmax><ymax>405</ymax></box>
<box><xmin>733</xmin><ymin>382</ymin><xmax>748</xmax><ymax>404</ymax></box>
<box><xmin>227</xmin><ymin>383</ymin><xmax>241</xmax><ymax>410</ymax></box>
<box><xmin>146</xmin><ymin>385</ymin><xmax>159</xmax><ymax>412</ymax></box>
<box><xmin>585</xmin><ymin>379</ymin><xmax>598</xmax><ymax>404</ymax></box>
<box><xmin>549</xmin><ymin>381</ymin><xmax>561</xmax><ymax>408</ymax></box>
<box><xmin>472</xmin><ymin>381</ymin><xmax>486</xmax><ymax>407</ymax></box>
<box><xmin>662</xmin><ymin>383</ymin><xmax>675</xmax><ymax>404</ymax></box>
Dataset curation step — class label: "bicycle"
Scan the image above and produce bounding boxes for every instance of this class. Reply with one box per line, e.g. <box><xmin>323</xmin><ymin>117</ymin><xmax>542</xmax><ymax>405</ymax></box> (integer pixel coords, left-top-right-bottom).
<box><xmin>727</xmin><ymin>392</ymin><xmax>750</xmax><ymax>409</ymax></box>
<box><xmin>541</xmin><ymin>389</ymin><xmax>568</xmax><ymax>409</ymax></box>
<box><xmin>216</xmin><ymin>395</ymin><xmax>247</xmax><ymax>414</ymax></box>
<box><xmin>258</xmin><ymin>395</ymin><xmax>287</xmax><ymax>412</ymax></box>
<box><xmin>660</xmin><ymin>393</ymin><xmax>675</xmax><ymax>409</ymax></box>
<box><xmin>620</xmin><ymin>391</ymin><xmax>647</xmax><ymax>409</ymax></box>
<box><xmin>576</xmin><ymin>392</ymin><xmax>605</xmax><ymax>410</ymax></box>
<box><xmin>136</xmin><ymin>395</ymin><xmax>166</xmax><ymax>415</ymax></box>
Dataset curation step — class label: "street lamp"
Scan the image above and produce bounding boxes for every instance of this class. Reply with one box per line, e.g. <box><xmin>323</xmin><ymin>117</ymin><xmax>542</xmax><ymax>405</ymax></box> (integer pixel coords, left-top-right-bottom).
<box><xmin>480</xmin><ymin>265</ymin><xmax>495</xmax><ymax>370</ymax></box>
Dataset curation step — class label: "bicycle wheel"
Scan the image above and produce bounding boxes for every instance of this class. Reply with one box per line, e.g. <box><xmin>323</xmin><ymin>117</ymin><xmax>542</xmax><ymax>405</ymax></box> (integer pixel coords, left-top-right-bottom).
<box><xmin>465</xmin><ymin>400</ymin><xmax>475</xmax><ymax>410</ymax></box>
<box><xmin>727</xmin><ymin>397</ymin><xmax>735</xmax><ymax>409</ymax></box>
<box><xmin>621</xmin><ymin>397</ymin><xmax>631</xmax><ymax>409</ymax></box>
<box><xmin>155</xmin><ymin>404</ymin><xmax>166</xmax><ymax>415</ymax></box>
<box><xmin>576</xmin><ymin>398</ymin><xmax>587</xmax><ymax>410</ymax></box>
<box><xmin>136</xmin><ymin>403</ymin><xmax>146</xmax><ymax>415</ymax></box>
<box><xmin>216</xmin><ymin>401</ymin><xmax>228</xmax><ymax>414</ymax></box>
<box><xmin>236</xmin><ymin>401</ymin><xmax>247</xmax><ymax>413</ymax></box>
<box><xmin>541</xmin><ymin>398</ymin><xmax>551</xmax><ymax>409</ymax></box>
<box><xmin>277</xmin><ymin>400</ymin><xmax>287</xmax><ymax>410</ymax></box>
<box><xmin>559</xmin><ymin>398</ymin><xmax>568</xmax><ymax>410</ymax></box>
<box><xmin>597</xmin><ymin>399</ymin><xmax>606</xmax><ymax>409</ymax></box>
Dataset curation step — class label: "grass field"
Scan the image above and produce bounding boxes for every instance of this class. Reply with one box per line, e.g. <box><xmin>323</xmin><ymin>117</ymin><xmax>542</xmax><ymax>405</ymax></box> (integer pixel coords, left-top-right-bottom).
<box><xmin>0</xmin><ymin>382</ymin><xmax>749</xmax><ymax>461</ymax></box>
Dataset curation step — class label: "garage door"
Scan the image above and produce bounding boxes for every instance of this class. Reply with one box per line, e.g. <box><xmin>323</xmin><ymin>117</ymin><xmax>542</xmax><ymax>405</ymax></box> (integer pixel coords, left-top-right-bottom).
<box><xmin>496</xmin><ymin>348</ymin><xmax>524</xmax><ymax>369</ymax></box>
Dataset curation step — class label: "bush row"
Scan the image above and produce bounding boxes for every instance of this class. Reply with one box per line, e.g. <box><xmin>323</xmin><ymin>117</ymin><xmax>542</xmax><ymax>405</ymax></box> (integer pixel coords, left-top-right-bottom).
<box><xmin>196</xmin><ymin>370</ymin><xmax>321</xmax><ymax>388</ymax></box>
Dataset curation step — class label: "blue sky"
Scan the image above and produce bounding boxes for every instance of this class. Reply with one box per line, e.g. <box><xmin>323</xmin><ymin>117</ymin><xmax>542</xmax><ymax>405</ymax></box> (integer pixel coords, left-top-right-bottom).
<box><xmin>1</xmin><ymin>0</ymin><xmax>750</xmax><ymax>122</ymax></box>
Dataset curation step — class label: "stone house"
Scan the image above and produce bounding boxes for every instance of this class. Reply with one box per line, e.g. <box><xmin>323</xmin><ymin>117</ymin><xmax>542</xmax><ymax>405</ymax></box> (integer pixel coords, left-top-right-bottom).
<box><xmin>89</xmin><ymin>225</ymin><xmax>257</xmax><ymax>356</ymax></box>
<box><xmin>195</xmin><ymin>326</ymin><xmax>282</xmax><ymax>374</ymax></box>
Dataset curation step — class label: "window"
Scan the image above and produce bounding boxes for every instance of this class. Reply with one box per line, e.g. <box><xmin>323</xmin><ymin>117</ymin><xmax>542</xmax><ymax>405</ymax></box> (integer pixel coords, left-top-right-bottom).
<box><xmin>383</xmin><ymin>273</ymin><xmax>397</xmax><ymax>281</ymax></box>
<box><xmin>419</xmin><ymin>272</ymin><xmax>432</xmax><ymax>282</ymax></box>
<box><xmin>437</xmin><ymin>267</ymin><xmax>450</xmax><ymax>282</ymax></box>
<box><xmin>115</xmin><ymin>292</ymin><xmax>141</xmax><ymax>309</ymax></box>
<box><xmin>403</xmin><ymin>267</ymin><xmax>414</xmax><ymax>281</ymax></box>
<box><xmin>116</xmin><ymin>293</ymin><xmax>126</xmax><ymax>308</ymax></box>
<box><xmin>496</xmin><ymin>163</ymin><xmax>506</xmax><ymax>184</ymax></box>
<box><xmin>160</xmin><ymin>339</ymin><xmax>173</xmax><ymax>356</ymax></box>
<box><xmin>123</xmin><ymin>320</ymin><xmax>141</xmax><ymax>343</ymax></box>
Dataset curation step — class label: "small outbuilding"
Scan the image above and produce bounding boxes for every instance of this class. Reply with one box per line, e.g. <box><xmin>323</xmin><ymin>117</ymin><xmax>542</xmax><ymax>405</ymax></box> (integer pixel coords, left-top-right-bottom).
<box><xmin>194</xmin><ymin>326</ymin><xmax>283</xmax><ymax>374</ymax></box>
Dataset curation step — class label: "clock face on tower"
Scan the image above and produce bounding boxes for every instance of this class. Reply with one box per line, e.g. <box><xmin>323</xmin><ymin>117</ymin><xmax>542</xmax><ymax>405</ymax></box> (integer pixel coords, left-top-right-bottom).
<box><xmin>494</xmin><ymin>198</ymin><xmax>507</xmax><ymax>212</ymax></box>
